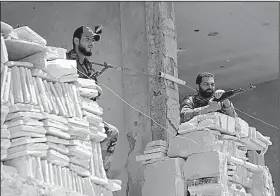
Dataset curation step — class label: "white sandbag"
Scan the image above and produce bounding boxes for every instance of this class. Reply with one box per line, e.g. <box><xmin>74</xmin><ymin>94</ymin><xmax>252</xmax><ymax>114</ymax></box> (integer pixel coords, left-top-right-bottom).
<box><xmin>82</xmin><ymin>102</ymin><xmax>103</xmax><ymax>116</ymax></box>
<box><xmin>5</xmin><ymin>39</ymin><xmax>46</xmax><ymax>61</ymax></box>
<box><xmin>44</xmin><ymin>149</ymin><xmax>70</xmax><ymax>167</ymax></box>
<box><xmin>1</xmin><ymin>105</ymin><xmax>9</xmax><ymax>125</ymax></box>
<box><xmin>1</xmin><ymin>36</ymin><xmax>9</xmax><ymax>64</ymax></box>
<box><xmin>1</xmin><ymin>65</ymin><xmax>8</xmax><ymax>102</ymax></box>
<box><xmin>13</xmin><ymin>26</ymin><xmax>47</xmax><ymax>46</ymax></box>
<box><xmin>43</xmin><ymin>119</ymin><xmax>68</xmax><ymax>131</ymax></box>
<box><xmin>68</xmin><ymin>146</ymin><xmax>92</xmax><ymax>158</ymax></box>
<box><xmin>9</xmin><ymin>125</ymin><xmax>46</xmax><ymax>134</ymax></box>
<box><xmin>8</xmin><ymin>143</ymin><xmax>48</xmax><ymax>155</ymax></box>
<box><xmin>47</xmin><ymin>142</ymin><xmax>69</xmax><ymax>155</ymax></box>
<box><xmin>31</xmin><ymin>68</ymin><xmax>58</xmax><ymax>82</ymax></box>
<box><xmin>6</xmin><ymin>118</ymin><xmax>43</xmax><ymax>128</ymax></box>
<box><xmin>68</xmin><ymin>116</ymin><xmax>89</xmax><ymax>128</ymax></box>
<box><xmin>6</xmin><ymin>111</ymin><xmax>44</xmax><ymax>121</ymax></box>
<box><xmin>5</xmin><ymin>61</ymin><xmax>34</xmax><ymax>68</ymax></box>
<box><xmin>1</xmin><ymin>139</ymin><xmax>11</xmax><ymax>149</ymax></box>
<box><xmin>9</xmin><ymin>103</ymin><xmax>41</xmax><ymax>113</ymax></box>
<box><xmin>69</xmin><ymin>156</ymin><xmax>90</xmax><ymax>169</ymax></box>
<box><xmin>79</xmin><ymin>87</ymin><xmax>99</xmax><ymax>99</ymax></box>
<box><xmin>46</xmin><ymin>135</ymin><xmax>69</xmax><ymax>145</ymax></box>
<box><xmin>59</xmin><ymin>74</ymin><xmax>79</xmax><ymax>83</ymax></box>
<box><xmin>2</xmin><ymin>67</ymin><xmax>11</xmax><ymax>104</ymax></box>
<box><xmin>68</xmin><ymin>140</ymin><xmax>91</xmax><ymax>149</ymax></box>
<box><xmin>46</xmin><ymin>46</ymin><xmax>67</xmax><ymax>60</ymax></box>
<box><xmin>1</xmin><ymin>21</ymin><xmax>13</xmax><ymax>35</ymax></box>
<box><xmin>20</xmin><ymin>52</ymin><xmax>47</xmax><ymax>69</ymax></box>
<box><xmin>11</xmin><ymin>66</ymin><xmax>24</xmax><ymax>103</ymax></box>
<box><xmin>69</xmin><ymin>163</ymin><xmax>91</xmax><ymax>177</ymax></box>
<box><xmin>68</xmin><ymin>128</ymin><xmax>91</xmax><ymax>141</ymax></box>
<box><xmin>6</xmin><ymin>149</ymin><xmax>47</xmax><ymax>160</ymax></box>
<box><xmin>42</xmin><ymin>113</ymin><xmax>68</xmax><ymax>124</ymax></box>
<box><xmin>70</xmin><ymin>84</ymin><xmax>83</xmax><ymax>118</ymax></box>
<box><xmin>63</xmin><ymin>83</ymin><xmax>76</xmax><ymax>117</ymax></box>
<box><xmin>10</xmin><ymin>137</ymin><xmax>46</xmax><ymax>148</ymax></box>
<box><xmin>45</xmin><ymin>127</ymin><xmax>70</xmax><ymax>139</ymax></box>
<box><xmin>10</xmin><ymin>131</ymin><xmax>45</xmax><ymax>139</ymax></box>
<box><xmin>43</xmin><ymin>59</ymin><xmax>77</xmax><ymax>79</ymax></box>
<box><xmin>4</xmin><ymin>155</ymin><xmax>33</xmax><ymax>178</ymax></box>
<box><xmin>1</xmin><ymin>128</ymin><xmax>10</xmax><ymax>139</ymax></box>
<box><xmin>84</xmin><ymin>114</ymin><xmax>103</xmax><ymax>126</ymax></box>
<box><xmin>76</xmin><ymin>78</ymin><xmax>96</xmax><ymax>89</ymax></box>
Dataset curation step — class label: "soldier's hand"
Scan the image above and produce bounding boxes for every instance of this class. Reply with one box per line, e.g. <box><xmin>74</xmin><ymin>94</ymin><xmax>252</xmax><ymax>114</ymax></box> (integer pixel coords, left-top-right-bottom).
<box><xmin>222</xmin><ymin>99</ymin><xmax>231</xmax><ymax>108</ymax></box>
<box><xmin>214</xmin><ymin>89</ymin><xmax>225</xmax><ymax>99</ymax></box>
<box><xmin>208</xmin><ymin>98</ymin><xmax>222</xmax><ymax>112</ymax></box>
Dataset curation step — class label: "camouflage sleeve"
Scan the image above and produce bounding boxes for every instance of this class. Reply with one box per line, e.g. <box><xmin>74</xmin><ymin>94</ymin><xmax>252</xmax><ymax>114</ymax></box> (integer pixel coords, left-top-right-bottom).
<box><xmin>101</xmin><ymin>121</ymin><xmax>119</xmax><ymax>173</ymax></box>
<box><xmin>221</xmin><ymin>101</ymin><xmax>238</xmax><ymax>118</ymax></box>
<box><xmin>180</xmin><ymin>97</ymin><xmax>197</xmax><ymax>123</ymax></box>
<box><xmin>180</xmin><ymin>96</ymin><xmax>210</xmax><ymax>123</ymax></box>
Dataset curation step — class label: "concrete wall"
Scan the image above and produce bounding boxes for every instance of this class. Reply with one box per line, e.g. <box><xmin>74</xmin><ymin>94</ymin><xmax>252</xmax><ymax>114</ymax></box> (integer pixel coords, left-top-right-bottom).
<box><xmin>231</xmin><ymin>79</ymin><xmax>280</xmax><ymax>193</ymax></box>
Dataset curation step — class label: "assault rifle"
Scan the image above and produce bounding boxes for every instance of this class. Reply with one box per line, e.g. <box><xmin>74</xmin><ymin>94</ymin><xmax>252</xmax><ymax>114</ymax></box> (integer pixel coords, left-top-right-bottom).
<box><xmin>213</xmin><ymin>83</ymin><xmax>256</xmax><ymax>102</ymax></box>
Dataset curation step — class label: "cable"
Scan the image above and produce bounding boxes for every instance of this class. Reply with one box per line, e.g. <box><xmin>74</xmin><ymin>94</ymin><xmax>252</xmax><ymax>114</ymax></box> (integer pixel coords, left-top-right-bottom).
<box><xmin>235</xmin><ymin>108</ymin><xmax>279</xmax><ymax>130</ymax></box>
<box><xmin>76</xmin><ymin>68</ymin><xmax>200</xmax><ymax>145</ymax></box>
<box><xmin>101</xmin><ymin>63</ymin><xmax>279</xmax><ymax>131</ymax></box>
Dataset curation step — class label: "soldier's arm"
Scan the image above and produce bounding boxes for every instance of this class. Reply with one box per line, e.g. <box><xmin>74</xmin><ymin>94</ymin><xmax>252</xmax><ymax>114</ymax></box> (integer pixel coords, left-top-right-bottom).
<box><xmin>180</xmin><ymin>97</ymin><xmax>211</xmax><ymax>123</ymax></box>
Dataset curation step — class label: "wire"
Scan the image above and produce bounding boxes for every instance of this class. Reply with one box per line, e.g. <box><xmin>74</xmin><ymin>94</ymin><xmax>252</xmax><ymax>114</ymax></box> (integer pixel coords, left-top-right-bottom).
<box><xmin>76</xmin><ymin>68</ymin><xmax>200</xmax><ymax>145</ymax></box>
<box><xmin>100</xmin><ymin>62</ymin><xmax>279</xmax><ymax>131</ymax></box>
<box><xmin>235</xmin><ymin>108</ymin><xmax>279</xmax><ymax>130</ymax></box>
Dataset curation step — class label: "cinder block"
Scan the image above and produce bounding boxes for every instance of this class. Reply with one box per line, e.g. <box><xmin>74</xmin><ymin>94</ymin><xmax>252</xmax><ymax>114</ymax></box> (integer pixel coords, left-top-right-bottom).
<box><xmin>168</xmin><ymin>129</ymin><xmax>222</xmax><ymax>158</ymax></box>
<box><xmin>179</xmin><ymin>112</ymin><xmax>236</xmax><ymax>135</ymax></box>
<box><xmin>182</xmin><ymin>151</ymin><xmax>227</xmax><ymax>181</ymax></box>
<box><xmin>142</xmin><ymin>158</ymin><xmax>185</xmax><ymax>196</ymax></box>
<box><xmin>248</xmin><ymin>166</ymin><xmax>275</xmax><ymax>196</ymax></box>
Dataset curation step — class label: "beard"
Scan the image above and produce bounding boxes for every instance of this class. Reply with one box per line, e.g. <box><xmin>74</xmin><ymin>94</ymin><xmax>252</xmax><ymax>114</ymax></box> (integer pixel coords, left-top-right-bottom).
<box><xmin>79</xmin><ymin>44</ymin><xmax>92</xmax><ymax>56</ymax></box>
<box><xmin>199</xmin><ymin>87</ymin><xmax>214</xmax><ymax>98</ymax></box>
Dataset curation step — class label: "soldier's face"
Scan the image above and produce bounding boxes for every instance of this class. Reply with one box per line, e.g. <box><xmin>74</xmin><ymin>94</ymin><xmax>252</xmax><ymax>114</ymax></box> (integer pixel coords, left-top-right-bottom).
<box><xmin>199</xmin><ymin>77</ymin><xmax>215</xmax><ymax>98</ymax></box>
<box><xmin>78</xmin><ymin>34</ymin><xmax>95</xmax><ymax>56</ymax></box>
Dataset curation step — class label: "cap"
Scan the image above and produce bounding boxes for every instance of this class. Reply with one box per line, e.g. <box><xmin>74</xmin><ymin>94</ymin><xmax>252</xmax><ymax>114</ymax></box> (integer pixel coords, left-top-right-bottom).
<box><xmin>73</xmin><ymin>26</ymin><xmax>101</xmax><ymax>42</ymax></box>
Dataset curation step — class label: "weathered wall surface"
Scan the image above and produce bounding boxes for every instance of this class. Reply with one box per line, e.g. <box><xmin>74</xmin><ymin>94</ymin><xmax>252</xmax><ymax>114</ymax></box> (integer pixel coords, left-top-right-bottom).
<box><xmin>231</xmin><ymin>78</ymin><xmax>280</xmax><ymax>194</ymax></box>
<box><xmin>118</xmin><ymin>2</ymin><xmax>151</xmax><ymax>196</ymax></box>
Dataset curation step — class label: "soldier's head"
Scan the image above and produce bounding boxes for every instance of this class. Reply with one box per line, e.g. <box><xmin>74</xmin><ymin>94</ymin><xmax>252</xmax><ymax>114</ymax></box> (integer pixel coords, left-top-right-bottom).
<box><xmin>196</xmin><ymin>72</ymin><xmax>215</xmax><ymax>98</ymax></box>
<box><xmin>72</xmin><ymin>25</ymin><xmax>102</xmax><ymax>56</ymax></box>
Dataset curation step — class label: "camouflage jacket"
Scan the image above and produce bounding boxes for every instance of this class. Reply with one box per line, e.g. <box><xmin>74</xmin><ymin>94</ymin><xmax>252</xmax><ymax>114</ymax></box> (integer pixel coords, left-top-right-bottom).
<box><xmin>180</xmin><ymin>94</ymin><xmax>237</xmax><ymax>123</ymax></box>
<box><xmin>66</xmin><ymin>49</ymin><xmax>98</xmax><ymax>82</ymax></box>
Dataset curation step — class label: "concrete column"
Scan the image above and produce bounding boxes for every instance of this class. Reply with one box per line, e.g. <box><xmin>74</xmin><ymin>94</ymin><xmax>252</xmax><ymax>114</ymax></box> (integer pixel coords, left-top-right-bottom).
<box><xmin>145</xmin><ymin>2</ymin><xmax>180</xmax><ymax>142</ymax></box>
<box><xmin>119</xmin><ymin>2</ymin><xmax>152</xmax><ymax>196</ymax></box>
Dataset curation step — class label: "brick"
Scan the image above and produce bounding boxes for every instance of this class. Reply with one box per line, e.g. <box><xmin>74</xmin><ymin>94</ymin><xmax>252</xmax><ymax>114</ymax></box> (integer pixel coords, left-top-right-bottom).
<box><xmin>179</xmin><ymin>112</ymin><xmax>236</xmax><ymax>135</ymax></box>
<box><xmin>146</xmin><ymin>140</ymin><xmax>167</xmax><ymax>148</ymax></box>
<box><xmin>182</xmin><ymin>151</ymin><xmax>227</xmax><ymax>181</ymax></box>
<box><xmin>168</xmin><ymin>129</ymin><xmax>222</xmax><ymax>158</ymax></box>
<box><xmin>142</xmin><ymin>158</ymin><xmax>185</xmax><ymax>196</ymax></box>
<box><xmin>144</xmin><ymin>146</ymin><xmax>167</xmax><ymax>154</ymax></box>
<box><xmin>248</xmin><ymin>166</ymin><xmax>275</xmax><ymax>196</ymax></box>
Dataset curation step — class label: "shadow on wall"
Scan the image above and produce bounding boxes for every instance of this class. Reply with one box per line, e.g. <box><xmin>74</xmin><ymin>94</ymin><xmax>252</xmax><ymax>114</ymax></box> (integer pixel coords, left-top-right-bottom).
<box><xmin>231</xmin><ymin>78</ymin><xmax>280</xmax><ymax>193</ymax></box>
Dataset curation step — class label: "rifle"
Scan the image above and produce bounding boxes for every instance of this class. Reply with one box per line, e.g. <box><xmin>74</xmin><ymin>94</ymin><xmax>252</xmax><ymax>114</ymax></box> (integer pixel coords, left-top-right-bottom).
<box><xmin>89</xmin><ymin>61</ymin><xmax>114</xmax><ymax>79</ymax></box>
<box><xmin>213</xmin><ymin>83</ymin><xmax>256</xmax><ymax>102</ymax></box>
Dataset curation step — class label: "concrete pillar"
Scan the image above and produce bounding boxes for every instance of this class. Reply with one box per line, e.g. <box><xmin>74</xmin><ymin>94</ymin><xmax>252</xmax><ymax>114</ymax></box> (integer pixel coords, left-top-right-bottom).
<box><xmin>119</xmin><ymin>2</ymin><xmax>152</xmax><ymax>196</ymax></box>
<box><xmin>119</xmin><ymin>2</ymin><xmax>180</xmax><ymax>196</ymax></box>
<box><xmin>145</xmin><ymin>2</ymin><xmax>180</xmax><ymax>142</ymax></box>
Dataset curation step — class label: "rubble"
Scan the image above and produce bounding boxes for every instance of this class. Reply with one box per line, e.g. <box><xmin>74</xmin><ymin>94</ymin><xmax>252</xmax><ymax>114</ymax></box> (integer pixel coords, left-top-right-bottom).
<box><xmin>1</xmin><ymin>21</ymin><xmax>121</xmax><ymax>196</ymax></box>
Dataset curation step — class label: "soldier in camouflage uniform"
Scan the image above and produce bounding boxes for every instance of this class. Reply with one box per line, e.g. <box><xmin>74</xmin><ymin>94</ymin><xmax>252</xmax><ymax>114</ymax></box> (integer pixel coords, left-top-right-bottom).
<box><xmin>180</xmin><ymin>72</ymin><xmax>237</xmax><ymax>123</ymax></box>
<box><xmin>67</xmin><ymin>26</ymin><xmax>118</xmax><ymax>174</ymax></box>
